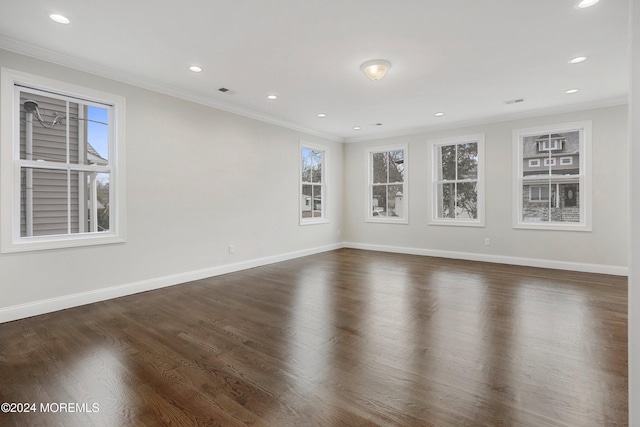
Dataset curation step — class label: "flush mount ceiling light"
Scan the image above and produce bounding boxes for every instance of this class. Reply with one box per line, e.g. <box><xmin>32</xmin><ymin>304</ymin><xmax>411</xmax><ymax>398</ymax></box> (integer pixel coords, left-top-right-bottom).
<box><xmin>189</xmin><ymin>65</ymin><xmax>202</xmax><ymax>73</ymax></box>
<box><xmin>49</xmin><ymin>14</ymin><xmax>70</xmax><ymax>24</ymax></box>
<box><xmin>566</xmin><ymin>88</ymin><xmax>580</xmax><ymax>94</ymax></box>
<box><xmin>576</xmin><ymin>0</ymin><xmax>599</xmax><ymax>8</ymax></box>
<box><xmin>317</xmin><ymin>113</ymin><xmax>327</xmax><ymax>118</ymax></box>
<box><xmin>360</xmin><ymin>59</ymin><xmax>391</xmax><ymax>81</ymax></box>
<box><xmin>434</xmin><ymin>112</ymin><xmax>445</xmax><ymax>117</ymax></box>
<box><xmin>266</xmin><ymin>94</ymin><xmax>278</xmax><ymax>100</ymax></box>
<box><xmin>569</xmin><ymin>56</ymin><xmax>588</xmax><ymax>64</ymax></box>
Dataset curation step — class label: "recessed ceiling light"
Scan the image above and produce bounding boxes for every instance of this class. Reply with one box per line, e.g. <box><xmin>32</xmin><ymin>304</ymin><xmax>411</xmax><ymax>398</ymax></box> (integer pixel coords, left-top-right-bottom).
<box><xmin>189</xmin><ymin>66</ymin><xmax>202</xmax><ymax>73</ymax></box>
<box><xmin>49</xmin><ymin>14</ymin><xmax>70</xmax><ymax>24</ymax></box>
<box><xmin>266</xmin><ymin>94</ymin><xmax>278</xmax><ymax>100</ymax></box>
<box><xmin>317</xmin><ymin>113</ymin><xmax>327</xmax><ymax>118</ymax></box>
<box><xmin>435</xmin><ymin>112</ymin><xmax>445</xmax><ymax>117</ymax></box>
<box><xmin>576</xmin><ymin>0</ymin><xmax>599</xmax><ymax>8</ymax></box>
<box><xmin>569</xmin><ymin>56</ymin><xmax>587</xmax><ymax>64</ymax></box>
<box><xmin>353</xmin><ymin>126</ymin><xmax>361</xmax><ymax>130</ymax></box>
<box><xmin>566</xmin><ymin>88</ymin><xmax>580</xmax><ymax>94</ymax></box>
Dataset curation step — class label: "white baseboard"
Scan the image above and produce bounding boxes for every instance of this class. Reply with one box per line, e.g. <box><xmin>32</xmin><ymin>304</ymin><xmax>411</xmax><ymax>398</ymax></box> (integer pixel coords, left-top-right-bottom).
<box><xmin>0</xmin><ymin>243</ymin><xmax>343</xmax><ymax>324</ymax></box>
<box><xmin>343</xmin><ymin>242</ymin><xmax>629</xmax><ymax>276</ymax></box>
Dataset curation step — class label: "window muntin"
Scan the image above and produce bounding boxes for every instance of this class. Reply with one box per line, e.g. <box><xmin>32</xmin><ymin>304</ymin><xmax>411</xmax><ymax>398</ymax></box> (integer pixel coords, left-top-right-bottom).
<box><xmin>430</xmin><ymin>135</ymin><xmax>484</xmax><ymax>226</ymax></box>
<box><xmin>1</xmin><ymin>68</ymin><xmax>125</xmax><ymax>252</ymax></box>
<box><xmin>514</xmin><ymin>122</ymin><xmax>591</xmax><ymax>231</ymax></box>
<box><xmin>300</xmin><ymin>143</ymin><xmax>327</xmax><ymax>224</ymax></box>
<box><xmin>367</xmin><ymin>146</ymin><xmax>407</xmax><ymax>223</ymax></box>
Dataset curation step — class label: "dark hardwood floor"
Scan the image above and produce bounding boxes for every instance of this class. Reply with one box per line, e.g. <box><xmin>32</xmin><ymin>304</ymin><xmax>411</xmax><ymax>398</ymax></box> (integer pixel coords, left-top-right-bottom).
<box><xmin>0</xmin><ymin>249</ymin><xmax>628</xmax><ymax>426</ymax></box>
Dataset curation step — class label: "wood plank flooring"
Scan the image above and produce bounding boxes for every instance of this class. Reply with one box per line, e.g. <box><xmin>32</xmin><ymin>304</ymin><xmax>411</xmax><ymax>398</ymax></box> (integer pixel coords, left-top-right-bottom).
<box><xmin>0</xmin><ymin>249</ymin><xmax>628</xmax><ymax>426</ymax></box>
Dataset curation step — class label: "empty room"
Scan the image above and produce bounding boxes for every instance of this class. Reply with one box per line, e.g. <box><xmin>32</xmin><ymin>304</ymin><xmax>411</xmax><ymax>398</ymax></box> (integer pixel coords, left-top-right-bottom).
<box><xmin>0</xmin><ymin>1</ymin><xmax>638</xmax><ymax>426</ymax></box>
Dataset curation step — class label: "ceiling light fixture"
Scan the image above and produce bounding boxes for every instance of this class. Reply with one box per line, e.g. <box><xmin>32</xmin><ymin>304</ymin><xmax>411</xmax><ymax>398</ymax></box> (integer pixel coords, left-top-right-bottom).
<box><xmin>49</xmin><ymin>14</ymin><xmax>70</xmax><ymax>24</ymax></box>
<box><xmin>566</xmin><ymin>88</ymin><xmax>580</xmax><ymax>94</ymax></box>
<box><xmin>360</xmin><ymin>59</ymin><xmax>391</xmax><ymax>81</ymax></box>
<box><xmin>266</xmin><ymin>94</ymin><xmax>278</xmax><ymax>100</ymax></box>
<box><xmin>576</xmin><ymin>0</ymin><xmax>599</xmax><ymax>8</ymax></box>
<box><xmin>569</xmin><ymin>56</ymin><xmax>587</xmax><ymax>64</ymax></box>
<box><xmin>317</xmin><ymin>113</ymin><xmax>327</xmax><ymax>118</ymax></box>
<box><xmin>353</xmin><ymin>126</ymin><xmax>361</xmax><ymax>131</ymax></box>
<box><xmin>435</xmin><ymin>112</ymin><xmax>444</xmax><ymax>117</ymax></box>
<box><xmin>189</xmin><ymin>66</ymin><xmax>202</xmax><ymax>73</ymax></box>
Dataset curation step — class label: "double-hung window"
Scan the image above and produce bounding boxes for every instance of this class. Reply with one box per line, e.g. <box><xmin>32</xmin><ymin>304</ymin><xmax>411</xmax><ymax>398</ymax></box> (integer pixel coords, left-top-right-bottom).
<box><xmin>300</xmin><ymin>142</ymin><xmax>327</xmax><ymax>224</ymax></box>
<box><xmin>367</xmin><ymin>145</ymin><xmax>408</xmax><ymax>223</ymax></box>
<box><xmin>429</xmin><ymin>135</ymin><xmax>484</xmax><ymax>226</ymax></box>
<box><xmin>1</xmin><ymin>68</ymin><xmax>126</xmax><ymax>252</ymax></box>
<box><xmin>513</xmin><ymin>121</ymin><xmax>591</xmax><ymax>231</ymax></box>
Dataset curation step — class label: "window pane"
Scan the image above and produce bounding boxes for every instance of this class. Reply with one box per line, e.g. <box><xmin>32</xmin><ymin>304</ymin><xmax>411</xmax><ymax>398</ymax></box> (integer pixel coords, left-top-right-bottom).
<box><xmin>457</xmin><ymin>143</ymin><xmax>478</xmax><ymax>180</ymax></box>
<box><xmin>89</xmin><ymin>172</ymin><xmax>110</xmax><ymax>232</ymax></box>
<box><xmin>86</xmin><ymin>106</ymin><xmax>109</xmax><ymax>164</ymax></box>
<box><xmin>387</xmin><ymin>184</ymin><xmax>403</xmax><ymax>217</ymax></box>
<box><xmin>439</xmin><ymin>145</ymin><xmax>456</xmax><ymax>181</ymax></box>
<box><xmin>436</xmin><ymin>182</ymin><xmax>455</xmax><ymax>219</ymax></box>
<box><xmin>456</xmin><ymin>182</ymin><xmax>478</xmax><ymax>219</ymax></box>
<box><xmin>301</xmin><ymin>148</ymin><xmax>312</xmax><ymax>182</ymax></box>
<box><xmin>389</xmin><ymin>150</ymin><xmax>404</xmax><ymax>183</ymax></box>
<box><xmin>553</xmin><ymin>183</ymin><xmax>580</xmax><ymax>223</ymax></box>
<box><xmin>312</xmin><ymin>185</ymin><xmax>323</xmax><ymax>217</ymax></box>
<box><xmin>311</xmin><ymin>150</ymin><xmax>322</xmax><ymax>183</ymax></box>
<box><xmin>301</xmin><ymin>184</ymin><xmax>312</xmax><ymax>218</ymax></box>
<box><xmin>372</xmin><ymin>152</ymin><xmax>388</xmax><ymax>184</ymax></box>
<box><xmin>21</xmin><ymin>168</ymin><xmax>70</xmax><ymax>237</ymax></box>
<box><xmin>372</xmin><ymin>185</ymin><xmax>387</xmax><ymax>216</ymax></box>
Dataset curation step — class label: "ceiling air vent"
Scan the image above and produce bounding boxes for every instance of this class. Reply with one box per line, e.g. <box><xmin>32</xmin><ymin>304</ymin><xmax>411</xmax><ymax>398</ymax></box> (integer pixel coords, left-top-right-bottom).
<box><xmin>504</xmin><ymin>98</ymin><xmax>524</xmax><ymax>105</ymax></box>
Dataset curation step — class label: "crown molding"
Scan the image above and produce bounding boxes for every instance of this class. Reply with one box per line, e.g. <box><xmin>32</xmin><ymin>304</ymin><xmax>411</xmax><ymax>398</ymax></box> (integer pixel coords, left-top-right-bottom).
<box><xmin>0</xmin><ymin>36</ymin><xmax>344</xmax><ymax>143</ymax></box>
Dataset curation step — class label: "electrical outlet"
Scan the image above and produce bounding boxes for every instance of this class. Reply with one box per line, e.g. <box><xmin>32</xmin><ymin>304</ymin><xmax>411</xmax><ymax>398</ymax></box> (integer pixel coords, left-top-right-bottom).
<box><xmin>228</xmin><ymin>244</ymin><xmax>235</xmax><ymax>254</ymax></box>
<box><xmin>484</xmin><ymin>238</ymin><xmax>491</xmax><ymax>246</ymax></box>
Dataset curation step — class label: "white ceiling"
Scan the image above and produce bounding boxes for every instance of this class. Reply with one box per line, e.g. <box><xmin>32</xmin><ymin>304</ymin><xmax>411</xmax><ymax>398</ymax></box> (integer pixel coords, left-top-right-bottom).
<box><xmin>0</xmin><ymin>0</ymin><xmax>629</xmax><ymax>142</ymax></box>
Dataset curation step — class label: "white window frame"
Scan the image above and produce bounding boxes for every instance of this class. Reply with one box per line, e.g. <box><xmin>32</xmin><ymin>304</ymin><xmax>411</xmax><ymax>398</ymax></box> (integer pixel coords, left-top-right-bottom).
<box><xmin>1</xmin><ymin>68</ymin><xmax>126</xmax><ymax>252</ymax></box>
<box><xmin>299</xmin><ymin>141</ymin><xmax>328</xmax><ymax>225</ymax></box>
<box><xmin>543</xmin><ymin>157</ymin><xmax>557</xmax><ymax>166</ymax></box>
<box><xmin>366</xmin><ymin>144</ymin><xmax>408</xmax><ymax>224</ymax></box>
<box><xmin>560</xmin><ymin>156</ymin><xmax>573</xmax><ymax>165</ymax></box>
<box><xmin>528</xmin><ymin>159</ymin><xmax>541</xmax><ymax>167</ymax></box>
<box><xmin>428</xmin><ymin>134</ymin><xmax>485</xmax><ymax>227</ymax></box>
<box><xmin>513</xmin><ymin>121</ymin><xmax>591</xmax><ymax>231</ymax></box>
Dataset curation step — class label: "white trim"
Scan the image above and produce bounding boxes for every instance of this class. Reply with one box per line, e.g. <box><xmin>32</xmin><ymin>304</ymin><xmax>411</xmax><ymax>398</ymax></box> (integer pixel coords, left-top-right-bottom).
<box><xmin>299</xmin><ymin>140</ymin><xmax>329</xmax><ymax>225</ymax></box>
<box><xmin>428</xmin><ymin>134</ymin><xmax>485</xmax><ymax>227</ymax></box>
<box><xmin>344</xmin><ymin>242</ymin><xmax>628</xmax><ymax>276</ymax></box>
<box><xmin>0</xmin><ymin>243</ymin><xmax>343</xmax><ymax>324</ymax></box>
<box><xmin>528</xmin><ymin>159</ymin><xmax>541</xmax><ymax>167</ymax></box>
<box><xmin>365</xmin><ymin>144</ymin><xmax>409</xmax><ymax>224</ymax></box>
<box><xmin>512</xmin><ymin>121</ymin><xmax>592</xmax><ymax>232</ymax></box>
<box><xmin>1</xmin><ymin>68</ymin><xmax>127</xmax><ymax>253</ymax></box>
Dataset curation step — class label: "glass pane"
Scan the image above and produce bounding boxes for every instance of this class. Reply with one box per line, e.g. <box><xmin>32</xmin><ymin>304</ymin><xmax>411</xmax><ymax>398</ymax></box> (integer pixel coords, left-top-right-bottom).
<box><xmin>301</xmin><ymin>148</ymin><xmax>312</xmax><ymax>183</ymax></box>
<box><xmin>388</xmin><ymin>150</ymin><xmax>404</xmax><ymax>183</ymax></box>
<box><xmin>301</xmin><ymin>184</ymin><xmax>312</xmax><ymax>218</ymax></box>
<box><xmin>387</xmin><ymin>184</ymin><xmax>404</xmax><ymax>218</ymax></box>
<box><xmin>311</xmin><ymin>150</ymin><xmax>323</xmax><ymax>183</ymax></box>
<box><xmin>439</xmin><ymin>145</ymin><xmax>456</xmax><ymax>181</ymax></box>
<box><xmin>522</xmin><ymin>183</ymin><xmax>549</xmax><ymax>222</ymax></box>
<box><xmin>89</xmin><ymin>172</ymin><xmax>111</xmax><ymax>232</ymax></box>
<box><xmin>86</xmin><ymin>106</ymin><xmax>109</xmax><ymax>164</ymax></box>
<box><xmin>456</xmin><ymin>182</ymin><xmax>478</xmax><ymax>219</ymax></box>
<box><xmin>372</xmin><ymin>185</ymin><xmax>387</xmax><ymax>216</ymax></box>
<box><xmin>20</xmin><ymin>93</ymin><xmax>73</xmax><ymax>162</ymax></box>
<box><xmin>457</xmin><ymin>143</ymin><xmax>478</xmax><ymax>180</ymax></box>
<box><xmin>372</xmin><ymin>152</ymin><xmax>388</xmax><ymax>184</ymax></box>
<box><xmin>436</xmin><ymin>183</ymin><xmax>455</xmax><ymax>219</ymax></box>
<box><xmin>21</xmin><ymin>167</ymin><xmax>70</xmax><ymax>237</ymax></box>
<box><xmin>312</xmin><ymin>185</ymin><xmax>323</xmax><ymax>217</ymax></box>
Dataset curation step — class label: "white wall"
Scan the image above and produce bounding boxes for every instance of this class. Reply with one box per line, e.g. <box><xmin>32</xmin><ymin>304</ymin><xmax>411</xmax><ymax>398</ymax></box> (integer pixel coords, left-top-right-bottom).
<box><xmin>0</xmin><ymin>49</ymin><xmax>343</xmax><ymax>322</ymax></box>
<box><xmin>629</xmin><ymin>0</ymin><xmax>639</xmax><ymax>424</ymax></box>
<box><xmin>344</xmin><ymin>105</ymin><xmax>628</xmax><ymax>274</ymax></box>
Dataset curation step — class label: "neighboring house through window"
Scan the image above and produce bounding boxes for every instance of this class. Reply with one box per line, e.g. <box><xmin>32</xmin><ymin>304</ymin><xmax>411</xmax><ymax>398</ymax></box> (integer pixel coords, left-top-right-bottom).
<box><xmin>300</xmin><ymin>142</ymin><xmax>327</xmax><ymax>224</ymax></box>
<box><xmin>367</xmin><ymin>144</ymin><xmax>408</xmax><ymax>223</ymax></box>
<box><xmin>1</xmin><ymin>68</ymin><xmax>126</xmax><ymax>252</ymax></box>
<box><xmin>513</xmin><ymin>121</ymin><xmax>591</xmax><ymax>231</ymax></box>
<box><xmin>429</xmin><ymin>134</ymin><xmax>485</xmax><ymax>226</ymax></box>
